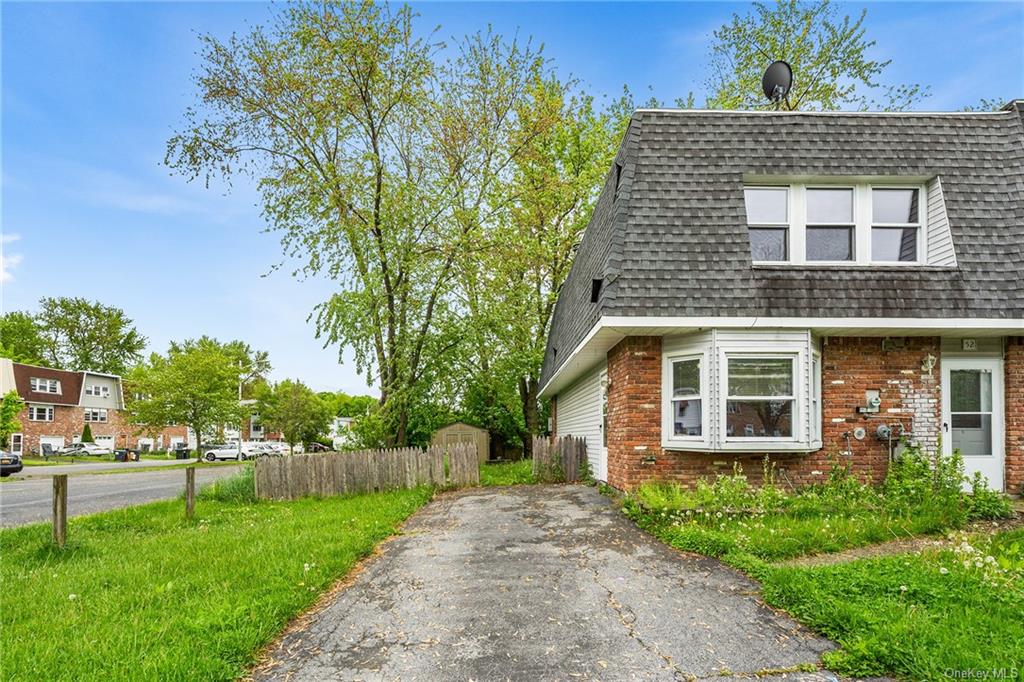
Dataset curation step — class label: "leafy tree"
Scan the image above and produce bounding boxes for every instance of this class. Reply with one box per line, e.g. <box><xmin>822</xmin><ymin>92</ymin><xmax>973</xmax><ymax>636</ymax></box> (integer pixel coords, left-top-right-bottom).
<box><xmin>0</xmin><ymin>391</ymin><xmax>24</xmax><ymax>448</ymax></box>
<box><xmin>35</xmin><ymin>297</ymin><xmax>146</xmax><ymax>375</ymax></box>
<box><xmin>458</xmin><ymin>76</ymin><xmax>627</xmax><ymax>457</ymax></box>
<box><xmin>319</xmin><ymin>392</ymin><xmax>376</xmax><ymax>419</ymax></box>
<box><xmin>256</xmin><ymin>380</ymin><xmax>332</xmax><ymax>453</ymax></box>
<box><xmin>167</xmin><ymin>1</ymin><xmax>550</xmax><ymax>446</ymax></box>
<box><xmin>0</xmin><ymin>312</ymin><xmax>47</xmax><ymax>365</ymax></box>
<box><xmin>169</xmin><ymin>337</ymin><xmax>271</xmax><ymax>399</ymax></box>
<box><xmin>81</xmin><ymin>423</ymin><xmax>94</xmax><ymax>444</ymax></box>
<box><xmin>705</xmin><ymin>0</ymin><xmax>928</xmax><ymax>111</ymax></box>
<box><xmin>126</xmin><ymin>340</ymin><xmax>245</xmax><ymax>459</ymax></box>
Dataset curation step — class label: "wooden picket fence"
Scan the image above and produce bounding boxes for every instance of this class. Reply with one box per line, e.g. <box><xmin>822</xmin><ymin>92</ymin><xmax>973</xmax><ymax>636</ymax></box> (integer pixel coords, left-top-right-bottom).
<box><xmin>532</xmin><ymin>435</ymin><xmax>588</xmax><ymax>483</ymax></box>
<box><xmin>254</xmin><ymin>443</ymin><xmax>479</xmax><ymax>501</ymax></box>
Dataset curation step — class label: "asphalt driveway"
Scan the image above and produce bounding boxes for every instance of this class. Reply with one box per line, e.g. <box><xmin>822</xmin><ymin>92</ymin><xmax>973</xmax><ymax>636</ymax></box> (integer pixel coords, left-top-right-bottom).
<box><xmin>253</xmin><ymin>485</ymin><xmax>835</xmax><ymax>681</ymax></box>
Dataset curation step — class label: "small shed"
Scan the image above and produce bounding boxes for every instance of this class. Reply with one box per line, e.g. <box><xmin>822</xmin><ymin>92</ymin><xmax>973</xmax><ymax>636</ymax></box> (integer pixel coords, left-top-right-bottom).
<box><xmin>431</xmin><ymin>422</ymin><xmax>489</xmax><ymax>464</ymax></box>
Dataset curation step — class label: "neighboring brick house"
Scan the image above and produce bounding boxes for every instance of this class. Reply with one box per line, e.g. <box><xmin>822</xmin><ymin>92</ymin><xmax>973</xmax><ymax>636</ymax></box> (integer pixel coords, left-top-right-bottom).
<box><xmin>540</xmin><ymin>102</ymin><xmax>1024</xmax><ymax>494</ymax></box>
<box><xmin>0</xmin><ymin>358</ymin><xmax>187</xmax><ymax>454</ymax></box>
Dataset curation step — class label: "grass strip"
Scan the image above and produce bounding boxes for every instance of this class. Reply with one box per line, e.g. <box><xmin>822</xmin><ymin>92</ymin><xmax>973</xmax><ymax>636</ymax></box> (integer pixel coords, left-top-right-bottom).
<box><xmin>0</xmin><ymin>483</ymin><xmax>433</xmax><ymax>680</ymax></box>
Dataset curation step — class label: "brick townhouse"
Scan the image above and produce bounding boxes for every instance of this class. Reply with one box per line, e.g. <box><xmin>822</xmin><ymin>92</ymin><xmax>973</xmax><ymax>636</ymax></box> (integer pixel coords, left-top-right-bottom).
<box><xmin>1</xmin><ymin>358</ymin><xmax>187</xmax><ymax>455</ymax></box>
<box><xmin>541</xmin><ymin>101</ymin><xmax>1024</xmax><ymax>494</ymax></box>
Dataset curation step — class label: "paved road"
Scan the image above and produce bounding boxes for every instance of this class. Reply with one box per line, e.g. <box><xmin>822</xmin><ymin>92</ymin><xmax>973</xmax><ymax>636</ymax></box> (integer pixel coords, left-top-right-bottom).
<box><xmin>8</xmin><ymin>458</ymin><xmax>206</xmax><ymax>478</ymax></box>
<box><xmin>0</xmin><ymin>464</ymin><xmax>244</xmax><ymax>527</ymax></box>
<box><xmin>252</xmin><ymin>485</ymin><xmax>836</xmax><ymax>681</ymax></box>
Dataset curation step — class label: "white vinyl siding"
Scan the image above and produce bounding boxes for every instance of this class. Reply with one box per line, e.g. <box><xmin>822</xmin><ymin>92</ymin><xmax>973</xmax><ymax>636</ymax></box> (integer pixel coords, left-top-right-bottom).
<box><xmin>925</xmin><ymin>176</ymin><xmax>957</xmax><ymax>266</ymax></box>
<box><xmin>556</xmin><ymin>362</ymin><xmax>606</xmax><ymax>480</ymax></box>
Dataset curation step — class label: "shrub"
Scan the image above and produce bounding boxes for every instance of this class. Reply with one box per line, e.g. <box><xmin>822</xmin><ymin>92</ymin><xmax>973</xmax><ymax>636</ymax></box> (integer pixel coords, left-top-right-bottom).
<box><xmin>81</xmin><ymin>423</ymin><xmax>94</xmax><ymax>443</ymax></box>
<box><xmin>965</xmin><ymin>472</ymin><xmax>1014</xmax><ymax>520</ymax></box>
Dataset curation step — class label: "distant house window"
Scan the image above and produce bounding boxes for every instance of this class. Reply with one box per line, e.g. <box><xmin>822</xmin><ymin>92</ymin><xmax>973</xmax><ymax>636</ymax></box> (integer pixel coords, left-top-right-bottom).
<box><xmin>805</xmin><ymin>188</ymin><xmax>854</xmax><ymax>262</ymax></box>
<box><xmin>744</xmin><ymin>182</ymin><xmax>926</xmax><ymax>265</ymax></box>
<box><xmin>83</xmin><ymin>408</ymin><xmax>108</xmax><ymax>423</ymax></box>
<box><xmin>29</xmin><ymin>378</ymin><xmax>61</xmax><ymax>394</ymax></box>
<box><xmin>871</xmin><ymin>188</ymin><xmax>920</xmax><ymax>262</ymax></box>
<box><xmin>85</xmin><ymin>384</ymin><xmax>110</xmax><ymax>397</ymax></box>
<box><xmin>744</xmin><ymin>187</ymin><xmax>789</xmax><ymax>261</ymax></box>
<box><xmin>28</xmin><ymin>405</ymin><xmax>54</xmax><ymax>422</ymax></box>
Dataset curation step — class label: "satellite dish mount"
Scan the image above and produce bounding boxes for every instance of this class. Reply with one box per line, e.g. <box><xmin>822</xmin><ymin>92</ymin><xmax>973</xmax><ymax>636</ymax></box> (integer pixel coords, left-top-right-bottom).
<box><xmin>761</xmin><ymin>60</ymin><xmax>793</xmax><ymax>109</ymax></box>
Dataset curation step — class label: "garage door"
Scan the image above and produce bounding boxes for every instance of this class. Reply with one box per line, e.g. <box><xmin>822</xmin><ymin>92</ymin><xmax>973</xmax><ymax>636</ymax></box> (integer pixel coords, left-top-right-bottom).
<box><xmin>94</xmin><ymin>435</ymin><xmax>115</xmax><ymax>447</ymax></box>
<box><xmin>40</xmin><ymin>436</ymin><xmax>65</xmax><ymax>455</ymax></box>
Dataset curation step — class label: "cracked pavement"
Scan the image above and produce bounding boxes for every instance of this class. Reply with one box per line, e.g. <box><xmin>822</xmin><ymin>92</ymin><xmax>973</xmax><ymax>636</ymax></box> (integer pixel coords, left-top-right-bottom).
<box><xmin>251</xmin><ymin>485</ymin><xmax>836</xmax><ymax>681</ymax></box>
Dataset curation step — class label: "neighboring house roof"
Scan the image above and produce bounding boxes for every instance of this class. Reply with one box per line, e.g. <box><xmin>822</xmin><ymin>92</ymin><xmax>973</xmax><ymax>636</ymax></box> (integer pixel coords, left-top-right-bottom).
<box><xmin>12</xmin><ymin>362</ymin><xmax>83</xmax><ymax>406</ymax></box>
<box><xmin>540</xmin><ymin>102</ymin><xmax>1024</xmax><ymax>390</ymax></box>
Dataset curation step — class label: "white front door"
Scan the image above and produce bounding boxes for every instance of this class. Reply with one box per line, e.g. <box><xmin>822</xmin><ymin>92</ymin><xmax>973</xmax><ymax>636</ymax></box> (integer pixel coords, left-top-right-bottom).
<box><xmin>10</xmin><ymin>434</ymin><xmax>23</xmax><ymax>455</ymax></box>
<box><xmin>942</xmin><ymin>358</ymin><xmax>1004</xmax><ymax>491</ymax></box>
<box><xmin>597</xmin><ymin>371</ymin><xmax>609</xmax><ymax>482</ymax></box>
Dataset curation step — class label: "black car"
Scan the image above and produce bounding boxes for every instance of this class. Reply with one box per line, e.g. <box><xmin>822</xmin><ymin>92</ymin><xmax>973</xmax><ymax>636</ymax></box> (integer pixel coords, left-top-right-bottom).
<box><xmin>0</xmin><ymin>451</ymin><xmax>24</xmax><ymax>477</ymax></box>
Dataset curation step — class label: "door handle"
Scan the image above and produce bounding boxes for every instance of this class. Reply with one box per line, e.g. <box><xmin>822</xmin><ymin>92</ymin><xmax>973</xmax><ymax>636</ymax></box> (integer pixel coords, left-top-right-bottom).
<box><xmin>942</xmin><ymin>422</ymin><xmax>949</xmax><ymax>433</ymax></box>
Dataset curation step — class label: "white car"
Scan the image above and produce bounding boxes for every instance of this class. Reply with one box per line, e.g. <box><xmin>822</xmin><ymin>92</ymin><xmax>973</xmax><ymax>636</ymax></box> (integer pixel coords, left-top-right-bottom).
<box><xmin>243</xmin><ymin>442</ymin><xmax>278</xmax><ymax>458</ymax></box>
<box><xmin>60</xmin><ymin>442</ymin><xmax>112</xmax><ymax>456</ymax></box>
<box><xmin>202</xmin><ymin>443</ymin><xmax>245</xmax><ymax>461</ymax></box>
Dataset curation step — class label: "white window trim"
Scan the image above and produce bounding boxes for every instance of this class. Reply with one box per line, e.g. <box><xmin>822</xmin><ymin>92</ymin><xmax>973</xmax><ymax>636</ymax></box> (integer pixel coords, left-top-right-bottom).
<box><xmin>720</xmin><ymin>352</ymin><xmax>800</xmax><ymax>447</ymax></box>
<box><xmin>30</xmin><ymin>377</ymin><xmax>62</xmax><ymax>394</ymax></box>
<box><xmin>661</xmin><ymin>330</ymin><xmax>820</xmax><ymax>453</ymax></box>
<box><xmin>663</xmin><ymin>352</ymin><xmax>710</xmax><ymax>447</ymax></box>
<box><xmin>28</xmin><ymin>405</ymin><xmax>55</xmax><ymax>422</ymax></box>
<box><xmin>747</xmin><ymin>182</ymin><xmax>927</xmax><ymax>267</ymax></box>
<box><xmin>84</xmin><ymin>408</ymin><xmax>108</xmax><ymax>423</ymax></box>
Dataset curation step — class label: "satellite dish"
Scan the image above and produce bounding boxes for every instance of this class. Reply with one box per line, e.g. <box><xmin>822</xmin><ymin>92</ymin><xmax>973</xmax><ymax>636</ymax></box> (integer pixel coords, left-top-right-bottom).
<box><xmin>761</xmin><ymin>60</ymin><xmax>792</xmax><ymax>104</ymax></box>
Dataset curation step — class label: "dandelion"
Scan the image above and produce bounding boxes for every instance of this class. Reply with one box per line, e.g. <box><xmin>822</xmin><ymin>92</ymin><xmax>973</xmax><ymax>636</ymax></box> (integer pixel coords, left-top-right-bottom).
<box><xmin>304</xmin><ymin>563</ymin><xmax>311</xmax><ymax>573</ymax></box>
<box><xmin>68</xmin><ymin>594</ymin><xmax>77</xmax><ymax>601</ymax></box>
<box><xmin>899</xmin><ymin>585</ymin><xmax>908</xmax><ymax>592</ymax></box>
<box><xmin>939</xmin><ymin>567</ymin><xmax>949</xmax><ymax>575</ymax></box>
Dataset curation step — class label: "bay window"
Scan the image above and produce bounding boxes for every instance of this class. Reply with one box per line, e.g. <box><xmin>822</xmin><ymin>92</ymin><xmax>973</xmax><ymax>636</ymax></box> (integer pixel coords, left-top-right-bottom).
<box><xmin>671</xmin><ymin>357</ymin><xmax>703</xmax><ymax>437</ymax></box>
<box><xmin>725</xmin><ymin>357</ymin><xmax>795</xmax><ymax>438</ymax></box>
<box><xmin>663</xmin><ymin>330</ymin><xmax>820</xmax><ymax>452</ymax></box>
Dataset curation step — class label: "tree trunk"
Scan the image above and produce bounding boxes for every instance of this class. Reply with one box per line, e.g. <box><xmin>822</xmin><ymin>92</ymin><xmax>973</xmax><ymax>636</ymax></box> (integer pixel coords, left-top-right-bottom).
<box><xmin>518</xmin><ymin>375</ymin><xmax>539</xmax><ymax>460</ymax></box>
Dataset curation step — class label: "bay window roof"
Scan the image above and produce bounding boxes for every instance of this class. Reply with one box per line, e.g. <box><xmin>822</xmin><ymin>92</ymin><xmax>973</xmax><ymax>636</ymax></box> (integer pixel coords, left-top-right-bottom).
<box><xmin>540</xmin><ymin>103</ymin><xmax>1024</xmax><ymax>389</ymax></box>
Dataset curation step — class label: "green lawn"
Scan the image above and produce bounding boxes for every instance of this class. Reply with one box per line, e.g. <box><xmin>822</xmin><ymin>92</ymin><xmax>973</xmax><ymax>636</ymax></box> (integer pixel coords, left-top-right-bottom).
<box><xmin>0</xmin><ymin>481</ymin><xmax>433</xmax><ymax>680</ymax></box>
<box><xmin>623</xmin><ymin>453</ymin><xmax>1021</xmax><ymax>680</ymax></box>
<box><xmin>479</xmin><ymin>459</ymin><xmax>536</xmax><ymax>486</ymax></box>
<box><xmin>761</xmin><ymin>529</ymin><xmax>1024</xmax><ymax>678</ymax></box>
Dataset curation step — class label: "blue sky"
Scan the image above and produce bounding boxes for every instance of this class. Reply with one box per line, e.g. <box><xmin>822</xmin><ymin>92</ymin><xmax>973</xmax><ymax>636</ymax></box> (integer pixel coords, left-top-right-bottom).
<box><xmin>2</xmin><ymin>1</ymin><xmax>1022</xmax><ymax>394</ymax></box>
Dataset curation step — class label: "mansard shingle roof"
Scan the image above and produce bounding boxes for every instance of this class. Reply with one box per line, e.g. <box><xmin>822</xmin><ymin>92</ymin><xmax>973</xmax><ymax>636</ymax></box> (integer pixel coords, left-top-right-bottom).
<box><xmin>540</xmin><ymin>103</ymin><xmax>1024</xmax><ymax>388</ymax></box>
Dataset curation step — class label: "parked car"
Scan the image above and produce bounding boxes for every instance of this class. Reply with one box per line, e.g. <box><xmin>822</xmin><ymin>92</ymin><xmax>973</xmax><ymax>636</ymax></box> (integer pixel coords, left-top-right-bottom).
<box><xmin>245</xmin><ymin>443</ymin><xmax>280</xmax><ymax>458</ymax></box>
<box><xmin>0</xmin><ymin>451</ymin><xmax>23</xmax><ymax>477</ymax></box>
<box><xmin>59</xmin><ymin>442</ymin><xmax>112</xmax><ymax>456</ymax></box>
<box><xmin>202</xmin><ymin>443</ymin><xmax>245</xmax><ymax>462</ymax></box>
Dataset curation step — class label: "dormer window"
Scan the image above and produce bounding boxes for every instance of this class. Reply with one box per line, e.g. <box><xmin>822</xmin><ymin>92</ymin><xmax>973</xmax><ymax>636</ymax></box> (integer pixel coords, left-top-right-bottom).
<box><xmin>744</xmin><ymin>182</ymin><xmax>928</xmax><ymax>266</ymax></box>
<box><xmin>805</xmin><ymin>188</ymin><xmax>854</xmax><ymax>261</ymax></box>
<box><xmin>29</xmin><ymin>377</ymin><xmax>61</xmax><ymax>394</ymax></box>
<box><xmin>743</xmin><ymin>187</ymin><xmax>789</xmax><ymax>261</ymax></box>
<box><xmin>871</xmin><ymin>188</ymin><xmax>920</xmax><ymax>262</ymax></box>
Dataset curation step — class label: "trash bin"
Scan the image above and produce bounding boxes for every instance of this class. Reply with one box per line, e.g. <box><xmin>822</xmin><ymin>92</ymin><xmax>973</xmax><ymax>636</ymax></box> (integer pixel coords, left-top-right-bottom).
<box><xmin>114</xmin><ymin>450</ymin><xmax>127</xmax><ymax>462</ymax></box>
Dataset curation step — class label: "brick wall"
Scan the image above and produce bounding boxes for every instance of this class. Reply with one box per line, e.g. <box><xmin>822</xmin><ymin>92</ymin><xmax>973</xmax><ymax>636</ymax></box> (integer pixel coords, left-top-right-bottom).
<box><xmin>16</xmin><ymin>406</ymin><xmax>189</xmax><ymax>454</ymax></box>
<box><xmin>602</xmin><ymin>334</ymin><xmax>944</xmax><ymax>491</ymax></box>
<box><xmin>1006</xmin><ymin>337</ymin><xmax>1024</xmax><ymax>495</ymax></box>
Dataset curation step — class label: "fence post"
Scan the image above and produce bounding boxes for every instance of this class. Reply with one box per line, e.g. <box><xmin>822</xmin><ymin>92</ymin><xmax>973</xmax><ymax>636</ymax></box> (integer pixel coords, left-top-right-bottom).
<box><xmin>185</xmin><ymin>466</ymin><xmax>196</xmax><ymax>519</ymax></box>
<box><xmin>52</xmin><ymin>474</ymin><xmax>68</xmax><ymax>548</ymax></box>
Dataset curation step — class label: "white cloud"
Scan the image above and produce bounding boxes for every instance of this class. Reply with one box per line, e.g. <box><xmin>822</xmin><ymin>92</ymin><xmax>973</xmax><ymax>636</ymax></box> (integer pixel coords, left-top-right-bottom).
<box><xmin>1</xmin><ymin>232</ymin><xmax>22</xmax><ymax>244</ymax></box>
<box><xmin>1</xmin><ymin>252</ymin><xmax>23</xmax><ymax>283</ymax></box>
